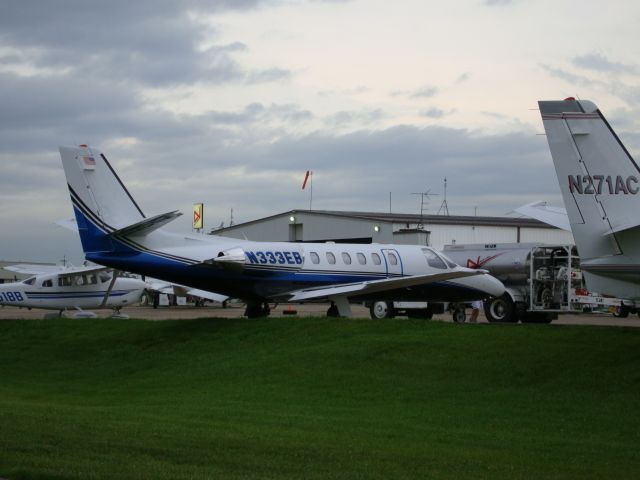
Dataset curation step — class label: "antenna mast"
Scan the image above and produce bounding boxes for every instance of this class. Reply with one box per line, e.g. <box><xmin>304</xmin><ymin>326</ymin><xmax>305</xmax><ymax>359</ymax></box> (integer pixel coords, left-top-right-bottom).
<box><xmin>411</xmin><ymin>189</ymin><xmax>438</xmax><ymax>229</ymax></box>
<box><xmin>437</xmin><ymin>177</ymin><xmax>450</xmax><ymax>215</ymax></box>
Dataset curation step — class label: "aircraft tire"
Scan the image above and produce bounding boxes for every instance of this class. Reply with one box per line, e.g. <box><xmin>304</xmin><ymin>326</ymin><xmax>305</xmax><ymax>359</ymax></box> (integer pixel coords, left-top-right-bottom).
<box><xmin>614</xmin><ymin>306</ymin><xmax>630</xmax><ymax>318</ymax></box>
<box><xmin>484</xmin><ymin>294</ymin><xmax>517</xmax><ymax>323</ymax></box>
<box><xmin>369</xmin><ymin>301</ymin><xmax>395</xmax><ymax>319</ymax></box>
<box><xmin>452</xmin><ymin>308</ymin><xmax>466</xmax><ymax>323</ymax></box>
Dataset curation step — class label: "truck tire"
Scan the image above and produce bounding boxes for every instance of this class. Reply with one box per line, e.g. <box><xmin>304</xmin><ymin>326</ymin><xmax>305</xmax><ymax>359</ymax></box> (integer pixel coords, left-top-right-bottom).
<box><xmin>370</xmin><ymin>301</ymin><xmax>395</xmax><ymax>319</ymax></box>
<box><xmin>484</xmin><ymin>294</ymin><xmax>517</xmax><ymax>323</ymax></box>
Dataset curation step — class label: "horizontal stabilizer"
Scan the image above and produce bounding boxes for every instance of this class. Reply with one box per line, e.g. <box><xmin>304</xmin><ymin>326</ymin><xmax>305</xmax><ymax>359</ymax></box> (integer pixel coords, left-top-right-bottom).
<box><xmin>604</xmin><ymin>221</ymin><xmax>640</xmax><ymax>236</ymax></box>
<box><xmin>110</xmin><ymin>210</ymin><xmax>182</xmax><ymax>238</ymax></box>
<box><xmin>513</xmin><ymin>201</ymin><xmax>570</xmax><ymax>231</ymax></box>
<box><xmin>273</xmin><ymin>269</ymin><xmax>484</xmax><ymax>302</ymax></box>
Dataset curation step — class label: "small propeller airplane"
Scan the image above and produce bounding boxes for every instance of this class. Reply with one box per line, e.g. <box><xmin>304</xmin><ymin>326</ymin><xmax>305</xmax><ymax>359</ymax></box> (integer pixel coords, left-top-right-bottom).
<box><xmin>0</xmin><ymin>264</ymin><xmax>145</xmax><ymax>318</ymax></box>
<box><xmin>58</xmin><ymin>145</ymin><xmax>504</xmax><ymax>318</ymax></box>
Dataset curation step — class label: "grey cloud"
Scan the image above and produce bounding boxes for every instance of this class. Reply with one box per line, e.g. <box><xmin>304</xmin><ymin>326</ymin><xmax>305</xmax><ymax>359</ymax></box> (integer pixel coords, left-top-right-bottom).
<box><xmin>324</xmin><ymin>109</ymin><xmax>386</xmax><ymax>128</ymax></box>
<box><xmin>205</xmin><ymin>103</ymin><xmax>313</xmax><ymax>125</ymax></box>
<box><xmin>420</xmin><ymin>108</ymin><xmax>445</xmax><ymax>118</ymax></box>
<box><xmin>572</xmin><ymin>53</ymin><xmax>637</xmax><ymax>74</ymax></box>
<box><xmin>540</xmin><ymin>64</ymin><xmax>598</xmax><ymax>86</ymax></box>
<box><xmin>411</xmin><ymin>87</ymin><xmax>438</xmax><ymax>99</ymax></box>
<box><xmin>391</xmin><ymin>86</ymin><xmax>438</xmax><ymax>99</ymax></box>
<box><xmin>0</xmin><ymin>1</ymin><xmax>289</xmax><ymax>87</ymax></box>
<box><xmin>456</xmin><ymin>72</ymin><xmax>471</xmax><ymax>83</ymax></box>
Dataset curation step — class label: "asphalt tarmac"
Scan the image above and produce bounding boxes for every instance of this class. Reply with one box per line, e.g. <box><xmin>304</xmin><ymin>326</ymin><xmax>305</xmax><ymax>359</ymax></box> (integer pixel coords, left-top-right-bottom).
<box><xmin>1</xmin><ymin>302</ymin><xmax>638</xmax><ymax>327</ymax></box>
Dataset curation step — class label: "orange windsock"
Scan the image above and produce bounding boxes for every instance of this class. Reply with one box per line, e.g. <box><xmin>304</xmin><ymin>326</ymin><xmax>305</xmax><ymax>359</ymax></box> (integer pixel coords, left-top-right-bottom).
<box><xmin>302</xmin><ymin>170</ymin><xmax>311</xmax><ymax>190</ymax></box>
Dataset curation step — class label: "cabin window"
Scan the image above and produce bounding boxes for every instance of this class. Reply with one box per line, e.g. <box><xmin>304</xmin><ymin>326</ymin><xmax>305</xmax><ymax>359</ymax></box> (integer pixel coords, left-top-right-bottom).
<box><xmin>357</xmin><ymin>253</ymin><xmax>366</xmax><ymax>265</ymax></box>
<box><xmin>23</xmin><ymin>277</ymin><xmax>36</xmax><ymax>285</ymax></box>
<box><xmin>342</xmin><ymin>252</ymin><xmax>352</xmax><ymax>265</ymax></box>
<box><xmin>422</xmin><ymin>248</ymin><xmax>447</xmax><ymax>269</ymax></box>
<box><xmin>371</xmin><ymin>253</ymin><xmax>382</xmax><ymax>265</ymax></box>
<box><xmin>42</xmin><ymin>279</ymin><xmax>53</xmax><ymax>287</ymax></box>
<box><xmin>58</xmin><ymin>277</ymin><xmax>72</xmax><ymax>287</ymax></box>
<box><xmin>310</xmin><ymin>252</ymin><xmax>320</xmax><ymax>264</ymax></box>
<box><xmin>388</xmin><ymin>252</ymin><xmax>398</xmax><ymax>265</ymax></box>
<box><xmin>99</xmin><ymin>273</ymin><xmax>111</xmax><ymax>283</ymax></box>
<box><xmin>88</xmin><ymin>274</ymin><xmax>98</xmax><ymax>285</ymax></box>
<box><xmin>326</xmin><ymin>252</ymin><xmax>336</xmax><ymax>264</ymax></box>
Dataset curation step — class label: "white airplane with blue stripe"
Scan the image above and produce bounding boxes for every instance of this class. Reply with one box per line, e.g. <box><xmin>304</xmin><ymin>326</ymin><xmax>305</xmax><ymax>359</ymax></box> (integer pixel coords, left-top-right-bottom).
<box><xmin>59</xmin><ymin>145</ymin><xmax>504</xmax><ymax>318</ymax></box>
<box><xmin>0</xmin><ymin>264</ymin><xmax>145</xmax><ymax>318</ymax></box>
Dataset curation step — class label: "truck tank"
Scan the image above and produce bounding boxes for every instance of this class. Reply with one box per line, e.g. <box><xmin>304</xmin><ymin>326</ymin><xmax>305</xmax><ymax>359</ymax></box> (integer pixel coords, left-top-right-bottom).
<box><xmin>443</xmin><ymin>243</ymin><xmax>541</xmax><ymax>286</ymax></box>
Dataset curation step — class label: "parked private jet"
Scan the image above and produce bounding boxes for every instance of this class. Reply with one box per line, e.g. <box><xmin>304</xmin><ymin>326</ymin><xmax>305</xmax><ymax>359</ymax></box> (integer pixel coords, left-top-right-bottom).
<box><xmin>58</xmin><ymin>146</ymin><xmax>504</xmax><ymax>318</ymax></box>
<box><xmin>539</xmin><ymin>98</ymin><xmax>640</xmax><ymax>311</ymax></box>
<box><xmin>0</xmin><ymin>264</ymin><xmax>145</xmax><ymax>318</ymax></box>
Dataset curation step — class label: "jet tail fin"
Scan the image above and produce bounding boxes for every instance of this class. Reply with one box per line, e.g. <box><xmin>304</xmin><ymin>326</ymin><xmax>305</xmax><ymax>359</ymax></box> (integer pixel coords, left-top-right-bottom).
<box><xmin>539</xmin><ymin>98</ymin><xmax>640</xmax><ymax>299</ymax></box>
<box><xmin>60</xmin><ymin>145</ymin><xmax>147</xmax><ymax>254</ymax></box>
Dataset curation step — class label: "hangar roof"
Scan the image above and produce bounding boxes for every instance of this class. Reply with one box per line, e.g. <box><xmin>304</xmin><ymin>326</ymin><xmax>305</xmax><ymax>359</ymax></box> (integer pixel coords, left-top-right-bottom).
<box><xmin>211</xmin><ymin>209</ymin><xmax>558</xmax><ymax>233</ymax></box>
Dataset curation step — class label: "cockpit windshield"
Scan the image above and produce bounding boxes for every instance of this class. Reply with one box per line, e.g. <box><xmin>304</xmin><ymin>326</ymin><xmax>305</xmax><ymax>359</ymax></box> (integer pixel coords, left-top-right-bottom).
<box><xmin>421</xmin><ymin>248</ymin><xmax>447</xmax><ymax>269</ymax></box>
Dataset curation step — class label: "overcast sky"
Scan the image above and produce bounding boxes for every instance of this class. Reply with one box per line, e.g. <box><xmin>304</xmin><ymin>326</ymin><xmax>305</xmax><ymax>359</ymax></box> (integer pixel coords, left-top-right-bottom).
<box><xmin>1</xmin><ymin>0</ymin><xmax>640</xmax><ymax>263</ymax></box>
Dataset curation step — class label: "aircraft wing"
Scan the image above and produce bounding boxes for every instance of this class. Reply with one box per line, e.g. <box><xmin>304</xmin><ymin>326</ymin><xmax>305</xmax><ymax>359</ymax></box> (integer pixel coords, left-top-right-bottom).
<box><xmin>145</xmin><ymin>279</ymin><xmax>229</xmax><ymax>303</ymax></box>
<box><xmin>273</xmin><ymin>269</ymin><xmax>485</xmax><ymax>302</ymax></box>
<box><xmin>513</xmin><ymin>201</ymin><xmax>570</xmax><ymax>231</ymax></box>
<box><xmin>3</xmin><ymin>264</ymin><xmax>108</xmax><ymax>276</ymax></box>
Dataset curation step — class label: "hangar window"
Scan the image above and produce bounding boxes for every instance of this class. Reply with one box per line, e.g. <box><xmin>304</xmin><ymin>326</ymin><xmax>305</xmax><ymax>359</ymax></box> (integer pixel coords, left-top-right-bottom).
<box><xmin>422</xmin><ymin>248</ymin><xmax>447</xmax><ymax>269</ymax></box>
<box><xmin>388</xmin><ymin>252</ymin><xmax>398</xmax><ymax>265</ymax></box>
<box><xmin>326</xmin><ymin>252</ymin><xmax>336</xmax><ymax>264</ymax></box>
<box><xmin>342</xmin><ymin>252</ymin><xmax>352</xmax><ymax>264</ymax></box>
<box><xmin>357</xmin><ymin>253</ymin><xmax>366</xmax><ymax>265</ymax></box>
<box><xmin>310</xmin><ymin>252</ymin><xmax>320</xmax><ymax>264</ymax></box>
<box><xmin>371</xmin><ymin>253</ymin><xmax>382</xmax><ymax>265</ymax></box>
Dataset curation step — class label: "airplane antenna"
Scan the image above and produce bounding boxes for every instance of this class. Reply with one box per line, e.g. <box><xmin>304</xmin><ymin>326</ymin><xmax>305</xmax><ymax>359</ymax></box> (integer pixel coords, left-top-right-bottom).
<box><xmin>229</xmin><ymin>208</ymin><xmax>234</xmax><ymax>227</ymax></box>
<box><xmin>411</xmin><ymin>190</ymin><xmax>438</xmax><ymax>230</ymax></box>
<box><xmin>437</xmin><ymin>177</ymin><xmax>450</xmax><ymax>216</ymax></box>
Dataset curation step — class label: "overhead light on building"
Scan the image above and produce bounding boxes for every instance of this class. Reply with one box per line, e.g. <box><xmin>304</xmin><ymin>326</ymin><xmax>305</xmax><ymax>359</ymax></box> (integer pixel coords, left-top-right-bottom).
<box><xmin>289</xmin><ymin>216</ymin><xmax>296</xmax><ymax>223</ymax></box>
<box><xmin>373</xmin><ymin>225</ymin><xmax>380</xmax><ymax>232</ymax></box>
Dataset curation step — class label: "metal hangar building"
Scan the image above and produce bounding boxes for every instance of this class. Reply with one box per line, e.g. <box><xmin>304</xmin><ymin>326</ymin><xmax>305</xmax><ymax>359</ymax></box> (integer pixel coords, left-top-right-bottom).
<box><xmin>209</xmin><ymin>210</ymin><xmax>574</xmax><ymax>249</ymax></box>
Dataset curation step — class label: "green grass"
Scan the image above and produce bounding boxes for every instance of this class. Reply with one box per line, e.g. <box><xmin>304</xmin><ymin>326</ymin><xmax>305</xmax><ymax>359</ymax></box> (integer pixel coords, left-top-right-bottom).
<box><xmin>0</xmin><ymin>317</ymin><xmax>639</xmax><ymax>479</ymax></box>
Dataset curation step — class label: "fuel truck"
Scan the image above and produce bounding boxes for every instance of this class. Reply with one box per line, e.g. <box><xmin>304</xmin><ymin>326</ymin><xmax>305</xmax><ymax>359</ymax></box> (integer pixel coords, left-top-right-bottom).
<box><xmin>443</xmin><ymin>243</ymin><xmax>624</xmax><ymax>323</ymax></box>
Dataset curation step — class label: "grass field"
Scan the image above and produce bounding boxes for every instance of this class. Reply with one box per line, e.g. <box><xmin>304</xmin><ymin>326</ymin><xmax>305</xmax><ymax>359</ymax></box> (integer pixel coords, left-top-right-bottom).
<box><xmin>0</xmin><ymin>317</ymin><xmax>639</xmax><ymax>479</ymax></box>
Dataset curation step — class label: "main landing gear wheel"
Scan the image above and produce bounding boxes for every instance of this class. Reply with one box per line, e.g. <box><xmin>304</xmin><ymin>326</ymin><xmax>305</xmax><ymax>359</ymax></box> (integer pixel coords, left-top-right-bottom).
<box><xmin>484</xmin><ymin>294</ymin><xmax>517</xmax><ymax>323</ymax></box>
<box><xmin>452</xmin><ymin>309</ymin><xmax>466</xmax><ymax>323</ymax></box>
<box><xmin>614</xmin><ymin>305</ymin><xmax>630</xmax><ymax>318</ymax></box>
<box><xmin>327</xmin><ymin>303</ymin><xmax>340</xmax><ymax>317</ymax></box>
<box><xmin>245</xmin><ymin>302</ymin><xmax>271</xmax><ymax>318</ymax></box>
<box><xmin>369</xmin><ymin>301</ymin><xmax>395</xmax><ymax>319</ymax></box>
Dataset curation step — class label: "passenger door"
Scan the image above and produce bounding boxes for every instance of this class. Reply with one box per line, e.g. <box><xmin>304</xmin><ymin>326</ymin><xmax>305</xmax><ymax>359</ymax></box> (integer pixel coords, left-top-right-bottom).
<box><xmin>381</xmin><ymin>248</ymin><xmax>403</xmax><ymax>277</ymax></box>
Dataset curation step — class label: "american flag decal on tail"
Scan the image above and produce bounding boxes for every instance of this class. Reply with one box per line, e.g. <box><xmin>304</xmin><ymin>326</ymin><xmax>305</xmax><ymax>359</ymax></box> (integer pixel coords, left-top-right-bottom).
<box><xmin>82</xmin><ymin>155</ymin><xmax>96</xmax><ymax>170</ymax></box>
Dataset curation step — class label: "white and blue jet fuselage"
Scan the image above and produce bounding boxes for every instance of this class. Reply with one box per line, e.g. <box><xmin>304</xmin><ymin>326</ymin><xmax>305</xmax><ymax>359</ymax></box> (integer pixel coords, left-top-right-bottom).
<box><xmin>59</xmin><ymin>146</ymin><xmax>504</xmax><ymax>317</ymax></box>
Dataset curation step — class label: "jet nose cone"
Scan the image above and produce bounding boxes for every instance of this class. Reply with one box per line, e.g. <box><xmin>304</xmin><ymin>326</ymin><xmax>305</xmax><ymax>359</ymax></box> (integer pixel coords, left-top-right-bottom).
<box><xmin>481</xmin><ymin>273</ymin><xmax>505</xmax><ymax>297</ymax></box>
